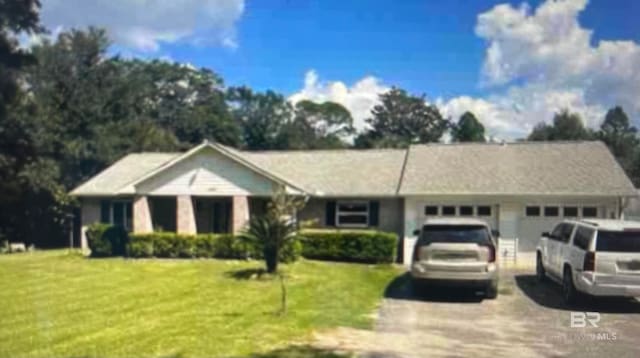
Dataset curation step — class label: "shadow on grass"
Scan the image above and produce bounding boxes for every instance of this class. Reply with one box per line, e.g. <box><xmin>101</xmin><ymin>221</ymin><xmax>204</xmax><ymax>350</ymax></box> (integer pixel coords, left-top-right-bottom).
<box><xmin>227</xmin><ymin>345</ymin><xmax>352</xmax><ymax>358</ymax></box>
<box><xmin>515</xmin><ymin>274</ymin><xmax>640</xmax><ymax>313</ymax></box>
<box><xmin>225</xmin><ymin>268</ymin><xmax>269</xmax><ymax>280</ymax></box>
<box><xmin>383</xmin><ymin>272</ymin><xmax>484</xmax><ymax>303</ymax></box>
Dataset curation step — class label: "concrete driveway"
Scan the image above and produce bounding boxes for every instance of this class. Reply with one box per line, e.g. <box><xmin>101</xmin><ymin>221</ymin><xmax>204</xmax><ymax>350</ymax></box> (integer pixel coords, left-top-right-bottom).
<box><xmin>314</xmin><ymin>266</ymin><xmax>640</xmax><ymax>358</ymax></box>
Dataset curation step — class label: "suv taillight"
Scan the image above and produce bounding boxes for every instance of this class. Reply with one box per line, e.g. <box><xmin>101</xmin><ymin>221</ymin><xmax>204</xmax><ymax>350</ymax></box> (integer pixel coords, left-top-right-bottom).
<box><xmin>583</xmin><ymin>251</ymin><xmax>595</xmax><ymax>271</ymax></box>
<box><xmin>487</xmin><ymin>245</ymin><xmax>496</xmax><ymax>263</ymax></box>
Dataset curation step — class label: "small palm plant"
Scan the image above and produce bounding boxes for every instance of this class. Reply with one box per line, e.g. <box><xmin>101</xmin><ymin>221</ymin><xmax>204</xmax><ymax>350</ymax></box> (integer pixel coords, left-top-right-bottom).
<box><xmin>240</xmin><ymin>187</ymin><xmax>306</xmax><ymax>273</ymax></box>
<box><xmin>241</xmin><ymin>214</ymin><xmax>298</xmax><ymax>273</ymax></box>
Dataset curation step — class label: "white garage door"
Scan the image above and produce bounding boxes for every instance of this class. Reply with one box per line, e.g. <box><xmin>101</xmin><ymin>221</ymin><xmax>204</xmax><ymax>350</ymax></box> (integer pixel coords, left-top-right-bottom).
<box><xmin>516</xmin><ymin>204</ymin><xmax>604</xmax><ymax>251</ymax></box>
<box><xmin>419</xmin><ymin>203</ymin><xmax>499</xmax><ymax>230</ymax></box>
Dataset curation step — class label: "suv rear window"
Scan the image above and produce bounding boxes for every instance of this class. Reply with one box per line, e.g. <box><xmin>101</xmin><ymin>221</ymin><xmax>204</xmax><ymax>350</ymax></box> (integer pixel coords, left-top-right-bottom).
<box><xmin>419</xmin><ymin>225</ymin><xmax>492</xmax><ymax>246</ymax></box>
<box><xmin>596</xmin><ymin>231</ymin><xmax>640</xmax><ymax>252</ymax></box>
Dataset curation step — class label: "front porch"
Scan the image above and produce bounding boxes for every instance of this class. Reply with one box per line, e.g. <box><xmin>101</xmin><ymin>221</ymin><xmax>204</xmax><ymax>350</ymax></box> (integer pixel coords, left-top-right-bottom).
<box><xmin>132</xmin><ymin>195</ymin><xmax>270</xmax><ymax>235</ymax></box>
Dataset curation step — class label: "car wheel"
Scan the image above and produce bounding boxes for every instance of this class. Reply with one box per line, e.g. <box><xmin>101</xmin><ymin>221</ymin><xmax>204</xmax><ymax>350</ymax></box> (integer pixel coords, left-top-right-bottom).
<box><xmin>486</xmin><ymin>281</ymin><xmax>498</xmax><ymax>299</ymax></box>
<box><xmin>536</xmin><ymin>253</ymin><xmax>546</xmax><ymax>283</ymax></box>
<box><xmin>562</xmin><ymin>267</ymin><xmax>578</xmax><ymax>305</ymax></box>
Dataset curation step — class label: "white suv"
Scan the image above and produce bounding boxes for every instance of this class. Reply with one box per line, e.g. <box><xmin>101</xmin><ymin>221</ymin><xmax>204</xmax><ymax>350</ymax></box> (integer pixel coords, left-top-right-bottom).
<box><xmin>536</xmin><ymin>219</ymin><xmax>640</xmax><ymax>304</ymax></box>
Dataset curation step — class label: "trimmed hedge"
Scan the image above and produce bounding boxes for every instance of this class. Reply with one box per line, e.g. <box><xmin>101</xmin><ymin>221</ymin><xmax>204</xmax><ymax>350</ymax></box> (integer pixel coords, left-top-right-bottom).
<box><xmin>87</xmin><ymin>223</ymin><xmax>129</xmax><ymax>257</ymax></box>
<box><xmin>94</xmin><ymin>227</ymin><xmax>396</xmax><ymax>264</ymax></box>
<box><xmin>127</xmin><ymin>232</ymin><xmax>300</xmax><ymax>261</ymax></box>
<box><xmin>300</xmin><ymin>229</ymin><xmax>397</xmax><ymax>264</ymax></box>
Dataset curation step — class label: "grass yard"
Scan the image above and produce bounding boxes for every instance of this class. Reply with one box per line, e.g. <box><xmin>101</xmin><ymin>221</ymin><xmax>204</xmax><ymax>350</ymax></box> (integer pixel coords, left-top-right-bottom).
<box><xmin>0</xmin><ymin>250</ymin><xmax>400</xmax><ymax>358</ymax></box>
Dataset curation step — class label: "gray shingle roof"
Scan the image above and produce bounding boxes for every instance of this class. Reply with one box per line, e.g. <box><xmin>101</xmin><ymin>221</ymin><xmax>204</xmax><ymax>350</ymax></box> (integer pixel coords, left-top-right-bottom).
<box><xmin>239</xmin><ymin>149</ymin><xmax>407</xmax><ymax>196</ymax></box>
<box><xmin>70</xmin><ymin>141</ymin><xmax>637</xmax><ymax>197</ymax></box>
<box><xmin>70</xmin><ymin>153</ymin><xmax>179</xmax><ymax>196</ymax></box>
<box><xmin>399</xmin><ymin>141</ymin><xmax>636</xmax><ymax>196</ymax></box>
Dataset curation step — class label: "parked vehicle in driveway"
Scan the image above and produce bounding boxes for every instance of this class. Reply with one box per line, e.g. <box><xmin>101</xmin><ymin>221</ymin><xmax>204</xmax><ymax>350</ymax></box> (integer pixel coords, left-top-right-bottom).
<box><xmin>410</xmin><ymin>218</ymin><xmax>499</xmax><ymax>298</ymax></box>
<box><xmin>536</xmin><ymin>219</ymin><xmax>640</xmax><ymax>304</ymax></box>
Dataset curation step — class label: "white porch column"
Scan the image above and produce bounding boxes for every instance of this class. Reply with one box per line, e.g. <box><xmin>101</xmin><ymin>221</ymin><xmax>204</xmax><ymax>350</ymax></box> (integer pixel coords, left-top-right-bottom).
<box><xmin>232</xmin><ymin>195</ymin><xmax>250</xmax><ymax>234</ymax></box>
<box><xmin>133</xmin><ymin>195</ymin><xmax>153</xmax><ymax>233</ymax></box>
<box><xmin>177</xmin><ymin>195</ymin><xmax>197</xmax><ymax>234</ymax></box>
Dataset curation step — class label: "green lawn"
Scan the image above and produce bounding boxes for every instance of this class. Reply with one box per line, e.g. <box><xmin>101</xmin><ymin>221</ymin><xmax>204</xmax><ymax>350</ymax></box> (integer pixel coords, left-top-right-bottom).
<box><xmin>0</xmin><ymin>250</ymin><xmax>399</xmax><ymax>358</ymax></box>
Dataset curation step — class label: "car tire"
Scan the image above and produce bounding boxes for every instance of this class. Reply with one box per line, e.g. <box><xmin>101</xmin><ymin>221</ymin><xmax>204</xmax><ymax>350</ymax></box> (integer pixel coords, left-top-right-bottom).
<box><xmin>536</xmin><ymin>253</ymin><xmax>547</xmax><ymax>283</ymax></box>
<box><xmin>486</xmin><ymin>281</ymin><xmax>498</xmax><ymax>299</ymax></box>
<box><xmin>562</xmin><ymin>267</ymin><xmax>578</xmax><ymax>305</ymax></box>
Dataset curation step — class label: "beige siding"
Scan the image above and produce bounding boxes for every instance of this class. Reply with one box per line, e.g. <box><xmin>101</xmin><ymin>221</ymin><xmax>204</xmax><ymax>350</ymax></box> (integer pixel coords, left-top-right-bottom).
<box><xmin>80</xmin><ymin>198</ymin><xmax>101</xmax><ymax>250</ymax></box>
<box><xmin>298</xmin><ymin>198</ymin><xmax>403</xmax><ymax>235</ymax></box>
<box><xmin>136</xmin><ymin>147</ymin><xmax>277</xmax><ymax>196</ymax></box>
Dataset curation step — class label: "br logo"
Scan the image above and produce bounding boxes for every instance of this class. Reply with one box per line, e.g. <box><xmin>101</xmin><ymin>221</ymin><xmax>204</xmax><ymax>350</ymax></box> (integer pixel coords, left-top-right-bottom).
<box><xmin>570</xmin><ymin>312</ymin><xmax>600</xmax><ymax>328</ymax></box>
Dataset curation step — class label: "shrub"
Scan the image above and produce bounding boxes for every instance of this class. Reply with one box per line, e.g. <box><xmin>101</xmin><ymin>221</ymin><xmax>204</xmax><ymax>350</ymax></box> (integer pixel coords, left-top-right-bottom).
<box><xmin>128</xmin><ymin>232</ymin><xmax>261</xmax><ymax>259</ymax></box>
<box><xmin>86</xmin><ymin>224</ymin><xmax>130</xmax><ymax>257</ymax></box>
<box><xmin>193</xmin><ymin>234</ymin><xmax>216</xmax><ymax>258</ymax></box>
<box><xmin>128</xmin><ymin>235</ymin><xmax>154</xmax><ymax>258</ymax></box>
<box><xmin>300</xmin><ymin>229</ymin><xmax>397</xmax><ymax>264</ymax></box>
<box><xmin>86</xmin><ymin>223</ymin><xmax>112</xmax><ymax>257</ymax></box>
<box><xmin>279</xmin><ymin>238</ymin><xmax>302</xmax><ymax>263</ymax></box>
<box><xmin>213</xmin><ymin>234</ymin><xmax>246</xmax><ymax>259</ymax></box>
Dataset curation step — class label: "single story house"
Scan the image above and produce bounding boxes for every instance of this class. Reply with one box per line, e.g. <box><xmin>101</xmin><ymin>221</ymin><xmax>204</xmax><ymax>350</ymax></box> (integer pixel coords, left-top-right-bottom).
<box><xmin>71</xmin><ymin>140</ymin><xmax>637</xmax><ymax>263</ymax></box>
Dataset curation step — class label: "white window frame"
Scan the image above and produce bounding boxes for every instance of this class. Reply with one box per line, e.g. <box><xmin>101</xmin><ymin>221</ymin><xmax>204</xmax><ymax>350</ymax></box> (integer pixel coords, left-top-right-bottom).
<box><xmin>562</xmin><ymin>206</ymin><xmax>579</xmax><ymax>218</ymax></box>
<box><xmin>424</xmin><ymin>205</ymin><xmax>439</xmax><ymax>216</ymax></box>
<box><xmin>110</xmin><ymin>200</ymin><xmax>133</xmax><ymax>231</ymax></box>
<box><xmin>441</xmin><ymin>205</ymin><xmax>457</xmax><ymax>216</ymax></box>
<box><xmin>476</xmin><ymin>205</ymin><xmax>492</xmax><ymax>217</ymax></box>
<box><xmin>524</xmin><ymin>205</ymin><xmax>542</xmax><ymax>217</ymax></box>
<box><xmin>581</xmin><ymin>206</ymin><xmax>599</xmax><ymax>218</ymax></box>
<box><xmin>336</xmin><ymin>201</ymin><xmax>369</xmax><ymax>228</ymax></box>
<box><xmin>543</xmin><ymin>205</ymin><xmax>560</xmax><ymax>218</ymax></box>
<box><xmin>458</xmin><ymin>205</ymin><xmax>475</xmax><ymax>216</ymax></box>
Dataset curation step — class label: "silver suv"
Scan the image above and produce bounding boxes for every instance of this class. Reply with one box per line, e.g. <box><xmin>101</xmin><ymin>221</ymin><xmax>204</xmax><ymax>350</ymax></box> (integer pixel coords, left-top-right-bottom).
<box><xmin>537</xmin><ymin>219</ymin><xmax>640</xmax><ymax>304</ymax></box>
<box><xmin>410</xmin><ymin>218</ymin><xmax>499</xmax><ymax>298</ymax></box>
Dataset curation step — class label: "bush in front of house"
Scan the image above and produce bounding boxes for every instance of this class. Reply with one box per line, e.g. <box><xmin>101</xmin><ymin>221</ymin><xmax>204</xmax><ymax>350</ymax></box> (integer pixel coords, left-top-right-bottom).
<box><xmin>300</xmin><ymin>229</ymin><xmax>397</xmax><ymax>264</ymax></box>
<box><xmin>127</xmin><ymin>232</ymin><xmax>302</xmax><ymax>262</ymax></box>
<box><xmin>128</xmin><ymin>232</ymin><xmax>259</xmax><ymax>259</ymax></box>
<box><xmin>86</xmin><ymin>223</ymin><xmax>129</xmax><ymax>257</ymax></box>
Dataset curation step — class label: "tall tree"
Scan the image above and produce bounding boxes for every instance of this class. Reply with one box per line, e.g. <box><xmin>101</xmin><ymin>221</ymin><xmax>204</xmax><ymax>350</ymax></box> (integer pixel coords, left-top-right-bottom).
<box><xmin>355</xmin><ymin>87</ymin><xmax>448</xmax><ymax>148</ymax></box>
<box><xmin>598</xmin><ymin>106</ymin><xmax>638</xmax><ymax>183</ymax></box>
<box><xmin>451</xmin><ymin>111</ymin><xmax>485</xmax><ymax>142</ymax></box>
<box><xmin>227</xmin><ymin>87</ymin><xmax>293</xmax><ymax>150</ymax></box>
<box><xmin>0</xmin><ymin>0</ymin><xmax>49</xmax><ymax>245</ymax></box>
<box><xmin>119</xmin><ymin>59</ymin><xmax>240</xmax><ymax>147</ymax></box>
<box><xmin>282</xmin><ymin>100</ymin><xmax>355</xmax><ymax>149</ymax></box>
<box><xmin>528</xmin><ymin>109</ymin><xmax>592</xmax><ymax>141</ymax></box>
<box><xmin>598</xmin><ymin>106</ymin><xmax>638</xmax><ymax>159</ymax></box>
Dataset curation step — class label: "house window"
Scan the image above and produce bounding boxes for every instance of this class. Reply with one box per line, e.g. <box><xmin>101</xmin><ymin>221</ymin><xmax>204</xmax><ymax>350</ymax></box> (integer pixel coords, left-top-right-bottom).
<box><xmin>525</xmin><ymin>206</ymin><xmax>541</xmax><ymax>217</ymax></box>
<box><xmin>442</xmin><ymin>206</ymin><xmax>456</xmax><ymax>216</ymax></box>
<box><xmin>544</xmin><ymin>206</ymin><xmax>559</xmax><ymax>217</ymax></box>
<box><xmin>336</xmin><ymin>201</ymin><xmax>369</xmax><ymax>227</ymax></box>
<box><xmin>477</xmin><ymin>206</ymin><xmax>492</xmax><ymax>216</ymax></box>
<box><xmin>459</xmin><ymin>206</ymin><xmax>474</xmax><ymax>216</ymax></box>
<box><xmin>582</xmin><ymin>207</ymin><xmax>598</xmax><ymax>218</ymax></box>
<box><xmin>424</xmin><ymin>206</ymin><xmax>438</xmax><ymax>216</ymax></box>
<box><xmin>563</xmin><ymin>206</ymin><xmax>578</xmax><ymax>217</ymax></box>
<box><xmin>101</xmin><ymin>200</ymin><xmax>133</xmax><ymax>231</ymax></box>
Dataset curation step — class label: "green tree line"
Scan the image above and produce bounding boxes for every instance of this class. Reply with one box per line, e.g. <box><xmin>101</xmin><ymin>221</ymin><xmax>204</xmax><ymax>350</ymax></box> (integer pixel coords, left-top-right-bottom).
<box><xmin>1</xmin><ymin>3</ymin><xmax>638</xmax><ymax>246</ymax></box>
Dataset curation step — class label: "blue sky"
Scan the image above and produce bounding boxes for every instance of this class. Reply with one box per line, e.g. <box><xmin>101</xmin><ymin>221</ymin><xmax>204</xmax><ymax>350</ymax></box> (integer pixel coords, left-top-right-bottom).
<box><xmin>168</xmin><ymin>0</ymin><xmax>639</xmax><ymax>96</ymax></box>
<box><xmin>38</xmin><ymin>0</ymin><xmax>640</xmax><ymax>138</ymax></box>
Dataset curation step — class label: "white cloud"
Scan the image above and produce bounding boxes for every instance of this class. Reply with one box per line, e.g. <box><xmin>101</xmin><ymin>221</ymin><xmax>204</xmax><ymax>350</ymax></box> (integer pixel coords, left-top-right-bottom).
<box><xmin>39</xmin><ymin>0</ymin><xmax>245</xmax><ymax>52</ymax></box>
<box><xmin>439</xmin><ymin>86</ymin><xmax>606</xmax><ymax>139</ymax></box>
<box><xmin>289</xmin><ymin>70</ymin><xmax>390</xmax><ymax>131</ymax></box>
<box><xmin>441</xmin><ymin>0</ymin><xmax>640</xmax><ymax>139</ymax></box>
